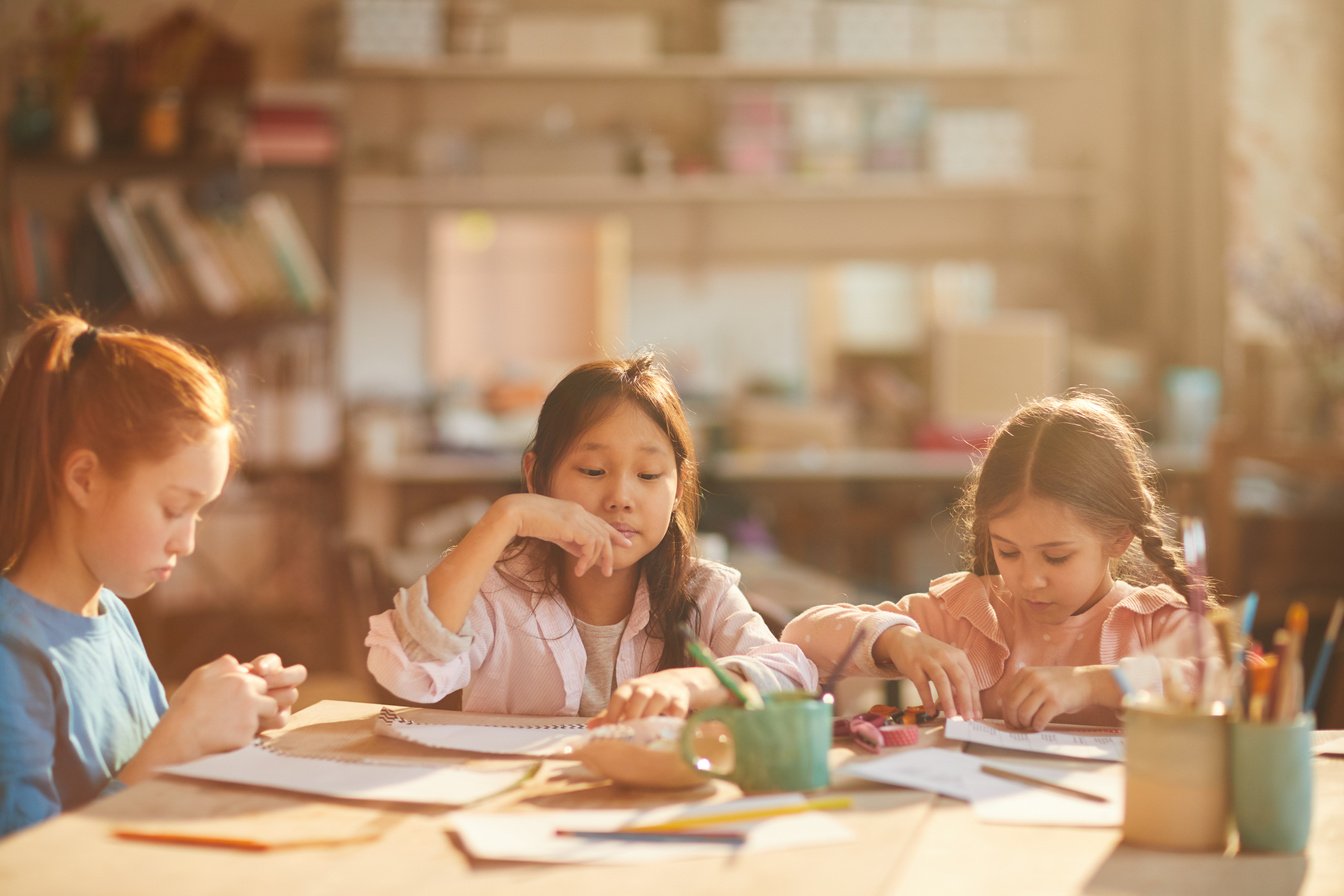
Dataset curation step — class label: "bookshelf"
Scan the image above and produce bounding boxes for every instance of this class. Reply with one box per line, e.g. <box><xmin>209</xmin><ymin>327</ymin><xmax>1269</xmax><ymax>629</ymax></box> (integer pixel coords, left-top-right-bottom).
<box><xmin>0</xmin><ymin>144</ymin><xmax>346</xmax><ymax>680</ymax></box>
<box><xmin>335</xmin><ymin>1</ymin><xmax>1116</xmax><ymax>401</ymax></box>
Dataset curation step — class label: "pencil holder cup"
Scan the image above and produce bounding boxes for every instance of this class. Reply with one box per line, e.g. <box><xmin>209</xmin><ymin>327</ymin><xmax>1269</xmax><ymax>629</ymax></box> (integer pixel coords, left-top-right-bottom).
<box><xmin>680</xmin><ymin>691</ymin><xmax>832</xmax><ymax>794</ymax></box>
<box><xmin>1230</xmin><ymin>713</ymin><xmax>1313</xmax><ymax>853</ymax></box>
<box><xmin>1122</xmin><ymin>702</ymin><xmax>1230</xmax><ymax>852</ymax></box>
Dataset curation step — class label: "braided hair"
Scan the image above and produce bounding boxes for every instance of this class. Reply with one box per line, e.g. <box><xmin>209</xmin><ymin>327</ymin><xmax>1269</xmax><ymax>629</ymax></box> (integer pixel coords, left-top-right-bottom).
<box><xmin>952</xmin><ymin>388</ymin><xmax>1211</xmax><ymax>606</ymax></box>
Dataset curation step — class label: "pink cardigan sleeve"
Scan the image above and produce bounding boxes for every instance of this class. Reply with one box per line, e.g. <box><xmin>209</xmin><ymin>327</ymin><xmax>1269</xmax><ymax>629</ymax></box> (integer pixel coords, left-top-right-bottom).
<box><xmin>781</xmin><ymin>598</ymin><xmax>922</xmax><ymax>679</ymax></box>
<box><xmin>693</xmin><ymin>562</ymin><xmax>820</xmax><ymax>693</ymax></box>
<box><xmin>365</xmin><ymin>577</ymin><xmax>489</xmax><ymax>703</ymax></box>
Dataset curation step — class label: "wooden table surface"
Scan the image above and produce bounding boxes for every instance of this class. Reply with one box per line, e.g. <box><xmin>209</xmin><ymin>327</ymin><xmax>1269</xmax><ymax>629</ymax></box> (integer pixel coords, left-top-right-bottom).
<box><xmin>1</xmin><ymin>700</ymin><xmax>1339</xmax><ymax>896</ymax></box>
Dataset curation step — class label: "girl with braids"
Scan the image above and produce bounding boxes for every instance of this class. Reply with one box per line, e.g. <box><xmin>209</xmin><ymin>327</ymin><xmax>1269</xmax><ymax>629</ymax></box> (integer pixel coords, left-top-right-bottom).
<box><xmin>1</xmin><ymin>313</ymin><xmax>305</xmax><ymax>837</ymax></box>
<box><xmin>366</xmin><ymin>353</ymin><xmax>816</xmax><ymax>723</ymax></box>
<box><xmin>783</xmin><ymin>389</ymin><xmax>1213</xmax><ymax>730</ymax></box>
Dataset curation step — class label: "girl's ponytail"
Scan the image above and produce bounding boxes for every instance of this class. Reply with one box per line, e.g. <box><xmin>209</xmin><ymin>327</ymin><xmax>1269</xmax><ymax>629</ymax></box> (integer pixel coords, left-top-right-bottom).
<box><xmin>0</xmin><ymin>316</ymin><xmax>86</xmax><ymax>573</ymax></box>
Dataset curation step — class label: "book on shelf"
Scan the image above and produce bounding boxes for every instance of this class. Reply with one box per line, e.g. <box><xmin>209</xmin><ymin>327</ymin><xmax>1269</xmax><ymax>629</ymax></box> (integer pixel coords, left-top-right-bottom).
<box><xmin>87</xmin><ymin>184</ymin><xmax>171</xmax><ymax>318</ymax></box>
<box><xmin>241</xmin><ymin>103</ymin><xmax>340</xmax><ymax>167</ymax></box>
<box><xmin>5</xmin><ymin>206</ymin><xmax>71</xmax><ymax>310</ymax></box>
<box><xmin>247</xmin><ymin>192</ymin><xmax>332</xmax><ymax>312</ymax></box>
<box><xmin>119</xmin><ymin>186</ymin><xmax>196</xmax><ymax>318</ymax></box>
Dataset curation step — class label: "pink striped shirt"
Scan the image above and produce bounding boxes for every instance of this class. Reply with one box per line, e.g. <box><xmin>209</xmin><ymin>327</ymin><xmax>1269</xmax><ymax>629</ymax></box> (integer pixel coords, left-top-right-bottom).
<box><xmin>782</xmin><ymin>571</ymin><xmax>1199</xmax><ymax>725</ymax></box>
<box><xmin>367</xmin><ymin>556</ymin><xmax>818</xmax><ymax>714</ymax></box>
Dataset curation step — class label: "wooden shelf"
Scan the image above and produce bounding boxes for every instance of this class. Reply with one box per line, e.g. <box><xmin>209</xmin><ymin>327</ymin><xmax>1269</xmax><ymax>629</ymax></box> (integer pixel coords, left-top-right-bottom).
<box><xmin>343</xmin><ymin>55</ymin><xmax>1077</xmax><ymax>81</ymax></box>
<box><xmin>343</xmin><ymin>171</ymin><xmax>1092</xmax><ymax>207</ymax></box>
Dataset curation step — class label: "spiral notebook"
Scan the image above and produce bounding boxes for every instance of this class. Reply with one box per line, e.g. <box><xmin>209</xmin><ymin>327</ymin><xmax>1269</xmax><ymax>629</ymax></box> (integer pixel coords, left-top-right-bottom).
<box><xmin>374</xmin><ymin>707</ymin><xmax>588</xmax><ymax>757</ymax></box>
<box><xmin>160</xmin><ymin>739</ymin><xmax>534</xmax><ymax>806</ymax></box>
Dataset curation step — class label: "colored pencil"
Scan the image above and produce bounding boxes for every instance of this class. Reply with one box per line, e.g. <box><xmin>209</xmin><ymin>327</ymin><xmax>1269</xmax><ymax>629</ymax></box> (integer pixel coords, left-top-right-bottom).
<box><xmin>556</xmin><ymin>829</ymin><xmax>747</xmax><ymax>845</ymax></box>
<box><xmin>1181</xmin><ymin>516</ymin><xmax>1209</xmax><ymax>703</ymax></box>
<box><xmin>622</xmin><ymin>795</ymin><xmax>853</xmax><ymax>833</ymax></box>
<box><xmin>820</xmin><ymin>627</ymin><xmax>866</xmax><ymax>699</ymax></box>
<box><xmin>680</xmin><ymin>621</ymin><xmax>762</xmax><ymax>709</ymax></box>
<box><xmin>1276</xmin><ymin>602</ymin><xmax>1309</xmax><ymax>722</ymax></box>
<box><xmin>1305</xmin><ymin>597</ymin><xmax>1344</xmax><ymax>715</ymax></box>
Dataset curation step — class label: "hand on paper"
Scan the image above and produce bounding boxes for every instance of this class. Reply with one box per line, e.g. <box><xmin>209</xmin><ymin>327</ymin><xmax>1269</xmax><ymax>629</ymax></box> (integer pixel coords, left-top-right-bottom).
<box><xmin>243</xmin><ymin>653</ymin><xmax>308</xmax><ymax>731</ymax></box>
<box><xmin>998</xmin><ymin>665</ymin><xmax>1108</xmax><ymax>731</ymax></box>
<box><xmin>119</xmin><ymin>655</ymin><xmax>284</xmax><ymax>784</ymax></box>
<box><xmin>504</xmin><ymin>493</ymin><xmax>633</xmax><ymax>578</ymax></box>
<box><xmin>877</xmin><ymin>625</ymin><xmax>982</xmax><ymax>720</ymax></box>
<box><xmin>589</xmin><ymin>667</ymin><xmax>744</xmax><ymax>728</ymax></box>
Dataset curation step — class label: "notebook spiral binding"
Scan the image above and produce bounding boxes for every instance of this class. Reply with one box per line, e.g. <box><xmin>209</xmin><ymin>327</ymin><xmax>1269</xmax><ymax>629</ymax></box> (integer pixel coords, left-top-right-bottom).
<box><xmin>377</xmin><ymin>706</ymin><xmax>586</xmax><ymax>731</ymax></box>
<box><xmin>253</xmin><ymin>738</ymin><xmax>421</xmax><ymax>768</ymax></box>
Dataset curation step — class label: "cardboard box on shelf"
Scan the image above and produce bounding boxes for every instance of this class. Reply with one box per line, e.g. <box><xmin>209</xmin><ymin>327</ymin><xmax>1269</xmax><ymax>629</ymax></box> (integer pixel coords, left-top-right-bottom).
<box><xmin>504</xmin><ymin>13</ymin><xmax>658</xmax><ymax>66</ymax></box>
<box><xmin>729</xmin><ymin>397</ymin><xmax>855</xmax><ymax>452</ymax></box>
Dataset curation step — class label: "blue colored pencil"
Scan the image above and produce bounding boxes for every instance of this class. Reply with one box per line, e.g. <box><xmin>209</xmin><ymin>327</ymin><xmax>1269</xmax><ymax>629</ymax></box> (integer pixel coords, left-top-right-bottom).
<box><xmin>556</xmin><ymin>829</ymin><xmax>746</xmax><ymax>845</ymax></box>
<box><xmin>1239</xmin><ymin>591</ymin><xmax>1260</xmax><ymax>642</ymax></box>
<box><xmin>1305</xmin><ymin>597</ymin><xmax>1344</xmax><ymax>715</ymax></box>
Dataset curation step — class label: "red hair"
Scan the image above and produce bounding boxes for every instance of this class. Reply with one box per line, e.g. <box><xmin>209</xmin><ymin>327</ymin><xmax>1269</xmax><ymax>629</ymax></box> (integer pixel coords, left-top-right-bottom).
<box><xmin>0</xmin><ymin>313</ymin><xmax>237</xmax><ymax>574</ymax></box>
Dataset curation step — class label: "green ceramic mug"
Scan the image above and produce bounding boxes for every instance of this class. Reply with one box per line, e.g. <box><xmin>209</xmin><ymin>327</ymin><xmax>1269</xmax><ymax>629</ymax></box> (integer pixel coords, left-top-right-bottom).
<box><xmin>1230</xmin><ymin>713</ymin><xmax>1314</xmax><ymax>853</ymax></box>
<box><xmin>679</xmin><ymin>691</ymin><xmax>832</xmax><ymax>793</ymax></box>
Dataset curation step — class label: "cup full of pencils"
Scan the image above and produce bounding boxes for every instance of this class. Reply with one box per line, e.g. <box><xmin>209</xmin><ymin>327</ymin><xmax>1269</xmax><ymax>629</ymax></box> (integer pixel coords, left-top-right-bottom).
<box><xmin>1227</xmin><ymin>597</ymin><xmax>1341</xmax><ymax>853</ymax></box>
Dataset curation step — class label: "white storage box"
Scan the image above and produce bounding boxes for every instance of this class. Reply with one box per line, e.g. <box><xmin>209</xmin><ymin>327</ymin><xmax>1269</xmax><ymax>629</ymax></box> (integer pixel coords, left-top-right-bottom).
<box><xmin>343</xmin><ymin>0</ymin><xmax>442</xmax><ymax>61</ymax></box>
<box><xmin>720</xmin><ymin>1</ymin><xmax>821</xmax><ymax>64</ymax></box>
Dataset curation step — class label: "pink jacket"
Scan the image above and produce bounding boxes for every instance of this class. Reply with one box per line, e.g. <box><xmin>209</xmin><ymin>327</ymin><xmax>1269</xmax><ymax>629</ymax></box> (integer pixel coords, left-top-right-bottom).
<box><xmin>367</xmin><ymin>556</ymin><xmax>818</xmax><ymax>715</ymax></box>
<box><xmin>782</xmin><ymin>571</ymin><xmax>1200</xmax><ymax>725</ymax></box>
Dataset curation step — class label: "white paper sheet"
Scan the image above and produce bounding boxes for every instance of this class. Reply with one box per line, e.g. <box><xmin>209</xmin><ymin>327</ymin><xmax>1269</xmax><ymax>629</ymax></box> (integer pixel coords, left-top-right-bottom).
<box><xmin>943</xmin><ymin>717</ymin><xmax>1126</xmax><ymax>762</ymax></box>
<box><xmin>841</xmin><ymin>747</ymin><xmax>982</xmax><ymax>800</ymax></box>
<box><xmin>161</xmin><ymin>742</ymin><xmax>534</xmax><ymax>806</ymax></box>
<box><xmin>840</xmin><ymin>748</ymin><xmax>1123</xmax><ymax>826</ymax></box>
<box><xmin>449</xmin><ymin>798</ymin><xmax>854</xmax><ymax>865</ymax></box>
<box><xmin>1314</xmin><ymin>734</ymin><xmax>1344</xmax><ymax>756</ymax></box>
<box><xmin>375</xmin><ymin>708</ymin><xmax>587</xmax><ymax>756</ymax></box>
<box><xmin>968</xmin><ymin>760</ymin><xmax>1123</xmax><ymax>827</ymax></box>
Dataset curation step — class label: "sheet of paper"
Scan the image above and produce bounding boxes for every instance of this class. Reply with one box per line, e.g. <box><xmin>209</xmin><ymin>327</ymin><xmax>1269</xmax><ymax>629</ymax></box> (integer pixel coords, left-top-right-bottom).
<box><xmin>967</xmin><ymin>759</ymin><xmax>1123</xmax><ymax>827</ymax></box>
<box><xmin>841</xmin><ymin>747</ymin><xmax>983</xmax><ymax>799</ymax></box>
<box><xmin>840</xmin><ymin>749</ymin><xmax>1122</xmax><ymax>827</ymax></box>
<box><xmin>943</xmin><ymin>717</ymin><xmax>1125</xmax><ymax>762</ymax></box>
<box><xmin>162</xmin><ymin>742</ymin><xmax>534</xmax><ymax>806</ymax></box>
<box><xmin>1313</xmin><ymin>734</ymin><xmax>1344</xmax><ymax>756</ymax></box>
<box><xmin>449</xmin><ymin>803</ymin><xmax>854</xmax><ymax>865</ymax></box>
<box><xmin>375</xmin><ymin>708</ymin><xmax>587</xmax><ymax>756</ymax></box>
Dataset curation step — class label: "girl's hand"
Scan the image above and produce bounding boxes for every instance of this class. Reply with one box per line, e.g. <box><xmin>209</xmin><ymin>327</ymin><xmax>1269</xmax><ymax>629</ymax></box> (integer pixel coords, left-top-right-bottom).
<box><xmin>876</xmin><ymin>625</ymin><xmax>982</xmax><ymax>720</ymax></box>
<box><xmin>588</xmin><ymin>668</ymin><xmax>744</xmax><ymax>728</ymax></box>
<box><xmin>504</xmin><ymin>493</ymin><xmax>633</xmax><ymax>577</ymax></box>
<box><xmin>160</xmin><ymin>655</ymin><xmax>280</xmax><ymax>755</ymax></box>
<box><xmin>122</xmin><ymin>655</ymin><xmax>280</xmax><ymax>783</ymax></box>
<box><xmin>998</xmin><ymin>665</ymin><xmax>1101</xmax><ymax>731</ymax></box>
<box><xmin>243</xmin><ymin>653</ymin><xmax>308</xmax><ymax>731</ymax></box>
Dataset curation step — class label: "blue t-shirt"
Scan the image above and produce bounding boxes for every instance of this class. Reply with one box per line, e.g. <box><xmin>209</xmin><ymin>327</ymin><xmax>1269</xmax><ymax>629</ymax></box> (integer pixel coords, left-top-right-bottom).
<box><xmin>0</xmin><ymin>577</ymin><xmax>167</xmax><ymax>836</ymax></box>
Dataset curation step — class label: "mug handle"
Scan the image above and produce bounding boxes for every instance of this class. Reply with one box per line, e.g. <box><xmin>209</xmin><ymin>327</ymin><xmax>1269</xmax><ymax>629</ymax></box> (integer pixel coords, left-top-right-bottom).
<box><xmin>680</xmin><ymin>706</ymin><xmax>738</xmax><ymax>781</ymax></box>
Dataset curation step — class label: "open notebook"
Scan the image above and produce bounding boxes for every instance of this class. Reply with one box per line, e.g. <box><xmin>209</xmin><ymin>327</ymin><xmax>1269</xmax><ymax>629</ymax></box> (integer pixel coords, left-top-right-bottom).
<box><xmin>374</xmin><ymin>707</ymin><xmax>588</xmax><ymax>757</ymax></box>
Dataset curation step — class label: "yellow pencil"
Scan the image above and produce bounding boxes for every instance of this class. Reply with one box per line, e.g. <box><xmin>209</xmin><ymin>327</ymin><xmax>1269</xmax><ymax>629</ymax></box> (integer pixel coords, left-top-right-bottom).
<box><xmin>622</xmin><ymin>796</ymin><xmax>854</xmax><ymax>833</ymax></box>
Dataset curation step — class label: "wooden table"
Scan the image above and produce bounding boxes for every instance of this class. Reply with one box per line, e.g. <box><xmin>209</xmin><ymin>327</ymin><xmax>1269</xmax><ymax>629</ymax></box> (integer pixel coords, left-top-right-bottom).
<box><xmin>1</xmin><ymin>700</ymin><xmax>1338</xmax><ymax>896</ymax></box>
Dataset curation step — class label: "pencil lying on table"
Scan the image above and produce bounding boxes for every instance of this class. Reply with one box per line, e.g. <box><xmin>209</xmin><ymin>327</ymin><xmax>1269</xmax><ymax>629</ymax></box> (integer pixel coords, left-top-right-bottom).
<box><xmin>622</xmin><ymin>796</ymin><xmax>854</xmax><ymax>833</ymax></box>
<box><xmin>979</xmin><ymin>763</ymin><xmax>1110</xmax><ymax>803</ymax></box>
<box><xmin>556</xmin><ymin>829</ymin><xmax>747</xmax><ymax>845</ymax></box>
